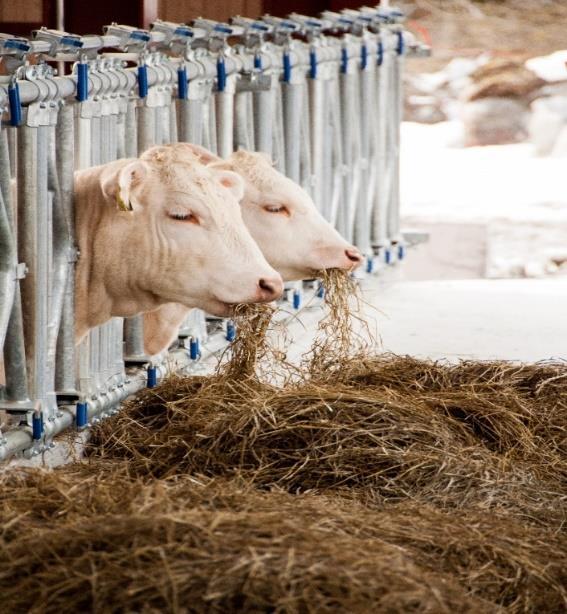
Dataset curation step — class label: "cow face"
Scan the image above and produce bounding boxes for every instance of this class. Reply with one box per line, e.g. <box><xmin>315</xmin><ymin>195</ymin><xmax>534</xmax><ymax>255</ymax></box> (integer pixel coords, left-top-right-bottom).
<box><xmin>171</xmin><ymin>144</ymin><xmax>363</xmax><ymax>281</ymax></box>
<box><xmin>100</xmin><ymin>148</ymin><xmax>283</xmax><ymax>317</ymax></box>
<box><xmin>219</xmin><ymin>150</ymin><xmax>363</xmax><ymax>280</ymax></box>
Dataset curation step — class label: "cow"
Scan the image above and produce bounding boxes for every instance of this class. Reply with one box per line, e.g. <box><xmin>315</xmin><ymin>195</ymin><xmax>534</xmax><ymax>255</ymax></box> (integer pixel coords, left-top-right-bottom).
<box><xmin>73</xmin><ymin>146</ymin><xmax>283</xmax><ymax>342</ymax></box>
<box><xmin>143</xmin><ymin>144</ymin><xmax>363</xmax><ymax>355</ymax></box>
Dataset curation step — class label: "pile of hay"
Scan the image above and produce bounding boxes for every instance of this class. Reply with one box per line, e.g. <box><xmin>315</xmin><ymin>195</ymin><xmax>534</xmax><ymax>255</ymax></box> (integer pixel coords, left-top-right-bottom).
<box><xmin>1</xmin><ymin>466</ymin><xmax>564</xmax><ymax>613</ymax></box>
<box><xmin>0</xmin><ymin>270</ymin><xmax>566</xmax><ymax>612</ymax></box>
<box><xmin>91</xmin><ymin>350</ymin><xmax>566</xmax><ymax>514</ymax></box>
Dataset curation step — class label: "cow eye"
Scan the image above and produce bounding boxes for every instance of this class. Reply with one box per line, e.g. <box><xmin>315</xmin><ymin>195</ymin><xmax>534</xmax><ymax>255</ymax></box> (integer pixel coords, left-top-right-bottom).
<box><xmin>168</xmin><ymin>211</ymin><xmax>199</xmax><ymax>224</ymax></box>
<box><xmin>264</xmin><ymin>204</ymin><xmax>289</xmax><ymax>215</ymax></box>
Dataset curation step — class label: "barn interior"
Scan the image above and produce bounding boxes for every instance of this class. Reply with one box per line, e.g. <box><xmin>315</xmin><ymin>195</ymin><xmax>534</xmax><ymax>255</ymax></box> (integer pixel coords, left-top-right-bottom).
<box><xmin>0</xmin><ymin>1</ymin><xmax>565</xmax><ymax>612</ymax></box>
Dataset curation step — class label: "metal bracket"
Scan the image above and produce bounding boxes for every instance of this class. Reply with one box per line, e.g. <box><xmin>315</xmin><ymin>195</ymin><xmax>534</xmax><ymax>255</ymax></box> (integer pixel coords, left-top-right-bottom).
<box><xmin>14</xmin><ymin>262</ymin><xmax>28</xmax><ymax>280</ymax></box>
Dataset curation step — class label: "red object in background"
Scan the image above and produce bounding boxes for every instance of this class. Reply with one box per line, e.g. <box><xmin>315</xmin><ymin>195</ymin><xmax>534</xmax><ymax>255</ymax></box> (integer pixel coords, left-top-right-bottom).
<box><xmin>263</xmin><ymin>0</ymin><xmax>373</xmax><ymax>17</ymax></box>
<box><xmin>63</xmin><ymin>0</ymin><xmax>158</xmax><ymax>35</ymax></box>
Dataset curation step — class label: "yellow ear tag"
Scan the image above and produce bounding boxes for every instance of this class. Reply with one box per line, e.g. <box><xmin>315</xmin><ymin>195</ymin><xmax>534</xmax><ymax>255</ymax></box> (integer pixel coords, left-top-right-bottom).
<box><xmin>116</xmin><ymin>193</ymin><xmax>132</xmax><ymax>212</ymax></box>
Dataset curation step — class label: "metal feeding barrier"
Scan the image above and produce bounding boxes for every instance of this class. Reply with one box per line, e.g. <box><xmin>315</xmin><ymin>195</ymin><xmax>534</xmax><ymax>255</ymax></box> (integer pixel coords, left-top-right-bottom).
<box><xmin>0</xmin><ymin>5</ymin><xmax>429</xmax><ymax>461</ymax></box>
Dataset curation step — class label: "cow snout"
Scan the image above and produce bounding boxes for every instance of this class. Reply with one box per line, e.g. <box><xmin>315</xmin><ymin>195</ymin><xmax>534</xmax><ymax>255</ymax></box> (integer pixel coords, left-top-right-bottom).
<box><xmin>257</xmin><ymin>275</ymin><xmax>284</xmax><ymax>302</ymax></box>
<box><xmin>345</xmin><ymin>247</ymin><xmax>363</xmax><ymax>266</ymax></box>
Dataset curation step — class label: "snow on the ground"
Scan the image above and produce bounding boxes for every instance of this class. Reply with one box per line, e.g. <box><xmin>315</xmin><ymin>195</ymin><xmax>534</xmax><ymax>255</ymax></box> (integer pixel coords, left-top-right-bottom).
<box><xmin>526</xmin><ymin>49</ymin><xmax>567</xmax><ymax>83</ymax></box>
<box><xmin>400</xmin><ymin>121</ymin><xmax>567</xmax><ymax>278</ymax></box>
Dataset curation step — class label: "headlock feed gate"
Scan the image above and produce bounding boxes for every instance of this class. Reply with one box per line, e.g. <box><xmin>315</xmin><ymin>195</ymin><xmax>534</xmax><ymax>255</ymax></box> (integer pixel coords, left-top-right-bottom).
<box><xmin>0</xmin><ymin>5</ymin><xmax>429</xmax><ymax>461</ymax></box>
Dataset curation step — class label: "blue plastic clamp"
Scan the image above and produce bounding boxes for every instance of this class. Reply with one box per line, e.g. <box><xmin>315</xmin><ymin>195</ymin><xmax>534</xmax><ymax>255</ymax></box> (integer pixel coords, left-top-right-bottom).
<box><xmin>189</xmin><ymin>337</ymin><xmax>200</xmax><ymax>360</ymax></box>
<box><xmin>147</xmin><ymin>366</ymin><xmax>157</xmax><ymax>388</ymax></box>
<box><xmin>137</xmin><ymin>64</ymin><xmax>148</xmax><ymax>99</ymax></box>
<box><xmin>226</xmin><ymin>320</ymin><xmax>236</xmax><ymax>342</ymax></box>
<box><xmin>340</xmin><ymin>47</ymin><xmax>348</xmax><ymax>74</ymax></box>
<box><xmin>293</xmin><ymin>289</ymin><xmax>301</xmax><ymax>310</ymax></box>
<box><xmin>217</xmin><ymin>57</ymin><xmax>227</xmax><ymax>92</ymax></box>
<box><xmin>76</xmin><ymin>402</ymin><xmax>88</xmax><ymax>428</ymax></box>
<box><xmin>76</xmin><ymin>62</ymin><xmax>89</xmax><ymax>102</ymax></box>
<box><xmin>360</xmin><ymin>43</ymin><xmax>368</xmax><ymax>70</ymax></box>
<box><xmin>177</xmin><ymin>66</ymin><xmax>188</xmax><ymax>100</ymax></box>
<box><xmin>32</xmin><ymin>411</ymin><xmax>43</xmax><ymax>440</ymax></box>
<box><xmin>309</xmin><ymin>49</ymin><xmax>318</xmax><ymax>79</ymax></box>
<box><xmin>283</xmin><ymin>50</ymin><xmax>292</xmax><ymax>83</ymax></box>
<box><xmin>8</xmin><ymin>81</ymin><xmax>22</xmax><ymax>127</ymax></box>
<box><xmin>396</xmin><ymin>32</ymin><xmax>405</xmax><ymax>56</ymax></box>
<box><xmin>377</xmin><ymin>41</ymin><xmax>384</xmax><ymax>66</ymax></box>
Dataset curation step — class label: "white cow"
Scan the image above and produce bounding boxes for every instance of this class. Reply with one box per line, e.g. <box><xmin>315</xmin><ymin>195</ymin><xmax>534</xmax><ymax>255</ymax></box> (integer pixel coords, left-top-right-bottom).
<box><xmin>74</xmin><ymin>146</ymin><xmax>283</xmax><ymax>341</ymax></box>
<box><xmin>143</xmin><ymin>144</ymin><xmax>362</xmax><ymax>355</ymax></box>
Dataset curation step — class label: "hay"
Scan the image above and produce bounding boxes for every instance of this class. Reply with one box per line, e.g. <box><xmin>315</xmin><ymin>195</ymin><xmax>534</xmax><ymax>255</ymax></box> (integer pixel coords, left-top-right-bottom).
<box><xmin>1</xmin><ymin>467</ymin><xmax>564</xmax><ymax>613</ymax></box>
<box><xmin>304</xmin><ymin>268</ymin><xmax>371</xmax><ymax>374</ymax></box>
<box><xmin>219</xmin><ymin>303</ymin><xmax>277</xmax><ymax>380</ymax></box>
<box><xmin>90</xmin><ymin>359</ymin><xmax>566</xmax><ymax>528</ymax></box>
<box><xmin>2</xmin><ymin>269</ymin><xmax>566</xmax><ymax>612</ymax></box>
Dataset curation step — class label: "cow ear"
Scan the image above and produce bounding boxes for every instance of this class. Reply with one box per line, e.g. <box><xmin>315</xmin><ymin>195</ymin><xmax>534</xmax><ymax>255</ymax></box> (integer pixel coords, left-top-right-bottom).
<box><xmin>175</xmin><ymin>143</ymin><xmax>222</xmax><ymax>164</ymax></box>
<box><xmin>100</xmin><ymin>160</ymin><xmax>148</xmax><ymax>211</ymax></box>
<box><xmin>213</xmin><ymin>169</ymin><xmax>245</xmax><ymax>202</ymax></box>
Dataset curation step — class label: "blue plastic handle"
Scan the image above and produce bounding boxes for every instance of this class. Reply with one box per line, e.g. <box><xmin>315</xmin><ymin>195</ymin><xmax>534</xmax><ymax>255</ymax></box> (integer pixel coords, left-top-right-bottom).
<box><xmin>32</xmin><ymin>412</ymin><xmax>43</xmax><ymax>440</ymax></box>
<box><xmin>147</xmin><ymin>366</ymin><xmax>158</xmax><ymax>388</ymax></box>
<box><xmin>377</xmin><ymin>41</ymin><xmax>384</xmax><ymax>66</ymax></box>
<box><xmin>189</xmin><ymin>337</ymin><xmax>200</xmax><ymax>360</ymax></box>
<box><xmin>177</xmin><ymin>66</ymin><xmax>188</xmax><ymax>100</ymax></box>
<box><xmin>76</xmin><ymin>402</ymin><xmax>88</xmax><ymax>428</ymax></box>
<box><xmin>360</xmin><ymin>44</ymin><xmax>368</xmax><ymax>70</ymax></box>
<box><xmin>283</xmin><ymin>51</ymin><xmax>292</xmax><ymax>83</ymax></box>
<box><xmin>309</xmin><ymin>49</ymin><xmax>318</xmax><ymax>79</ymax></box>
<box><xmin>138</xmin><ymin>64</ymin><xmax>148</xmax><ymax>98</ymax></box>
<box><xmin>340</xmin><ymin>47</ymin><xmax>348</xmax><ymax>74</ymax></box>
<box><xmin>8</xmin><ymin>82</ymin><xmax>22</xmax><ymax>127</ymax></box>
<box><xmin>76</xmin><ymin>62</ymin><xmax>89</xmax><ymax>102</ymax></box>
<box><xmin>217</xmin><ymin>57</ymin><xmax>227</xmax><ymax>92</ymax></box>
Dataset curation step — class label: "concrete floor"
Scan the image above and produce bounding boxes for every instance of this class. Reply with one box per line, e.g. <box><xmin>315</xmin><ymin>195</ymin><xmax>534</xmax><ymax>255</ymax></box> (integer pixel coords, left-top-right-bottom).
<box><xmin>284</xmin><ymin>276</ymin><xmax>567</xmax><ymax>363</ymax></box>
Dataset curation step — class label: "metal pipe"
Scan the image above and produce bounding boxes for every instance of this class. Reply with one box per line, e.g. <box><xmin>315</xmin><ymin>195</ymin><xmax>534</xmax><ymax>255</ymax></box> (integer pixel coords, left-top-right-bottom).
<box><xmin>0</xmin><ymin>125</ymin><xmax>29</xmax><ymax>403</ymax></box>
<box><xmin>0</xmin><ymin>125</ymin><xmax>16</xmax><ymax>350</ymax></box>
<box><xmin>215</xmin><ymin>89</ymin><xmax>234</xmax><ymax>158</ymax></box>
<box><xmin>47</xmin><ymin>123</ymin><xmax>70</xmax><ymax>394</ymax></box>
<box><xmin>253</xmin><ymin>86</ymin><xmax>273</xmax><ymax>155</ymax></box>
<box><xmin>387</xmin><ymin>38</ymin><xmax>403</xmax><ymax>245</ymax></box>
<box><xmin>234</xmin><ymin>91</ymin><xmax>253</xmax><ymax>151</ymax></box>
<box><xmin>308</xmin><ymin>72</ymin><xmax>325</xmax><ymax>213</ymax></box>
<box><xmin>282</xmin><ymin>82</ymin><xmax>302</xmax><ymax>183</ymax></box>
<box><xmin>54</xmin><ymin>103</ymin><xmax>76</xmax><ymax>394</ymax></box>
<box><xmin>16</xmin><ymin>122</ymin><xmax>51</xmax><ymax>410</ymax></box>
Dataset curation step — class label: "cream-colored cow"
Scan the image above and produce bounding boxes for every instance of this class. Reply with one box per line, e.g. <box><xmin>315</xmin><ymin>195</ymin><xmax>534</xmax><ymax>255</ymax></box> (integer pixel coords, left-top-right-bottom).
<box><xmin>74</xmin><ymin>146</ymin><xmax>283</xmax><ymax>341</ymax></box>
<box><xmin>143</xmin><ymin>144</ymin><xmax>362</xmax><ymax>355</ymax></box>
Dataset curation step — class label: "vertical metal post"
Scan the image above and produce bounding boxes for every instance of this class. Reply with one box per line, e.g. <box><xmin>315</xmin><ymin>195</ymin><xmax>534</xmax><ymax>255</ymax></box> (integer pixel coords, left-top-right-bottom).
<box><xmin>253</xmin><ymin>84</ymin><xmax>273</xmax><ymax>155</ymax></box>
<box><xmin>215</xmin><ymin>82</ymin><xmax>235</xmax><ymax>157</ymax></box>
<box><xmin>282</xmin><ymin>82</ymin><xmax>302</xmax><ymax>184</ymax></box>
<box><xmin>387</xmin><ymin>31</ymin><xmax>404</xmax><ymax>246</ymax></box>
<box><xmin>54</xmin><ymin>103</ymin><xmax>76</xmax><ymax>394</ymax></box>
<box><xmin>17</xmin><ymin>123</ymin><xmax>50</xmax><ymax>408</ymax></box>
<box><xmin>234</xmin><ymin>91</ymin><xmax>254</xmax><ymax>151</ymax></box>
<box><xmin>0</xmin><ymin>124</ymin><xmax>16</xmax><ymax>352</ymax></box>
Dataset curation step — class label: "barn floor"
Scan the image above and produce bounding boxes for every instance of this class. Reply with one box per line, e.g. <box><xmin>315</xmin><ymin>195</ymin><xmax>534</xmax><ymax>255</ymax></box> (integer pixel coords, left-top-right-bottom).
<box><xmin>284</xmin><ymin>274</ymin><xmax>567</xmax><ymax>364</ymax></box>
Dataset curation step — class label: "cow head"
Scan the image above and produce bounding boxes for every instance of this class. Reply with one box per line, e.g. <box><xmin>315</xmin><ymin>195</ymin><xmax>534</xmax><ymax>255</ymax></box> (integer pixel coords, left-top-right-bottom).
<box><xmin>174</xmin><ymin>144</ymin><xmax>363</xmax><ymax>281</ymax></box>
<box><xmin>99</xmin><ymin>147</ymin><xmax>283</xmax><ymax>318</ymax></box>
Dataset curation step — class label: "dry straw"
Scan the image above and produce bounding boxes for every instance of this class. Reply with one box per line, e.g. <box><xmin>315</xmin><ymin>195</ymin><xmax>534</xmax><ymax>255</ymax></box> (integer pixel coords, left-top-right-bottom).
<box><xmin>1</xmin><ymin>269</ymin><xmax>566</xmax><ymax>612</ymax></box>
<box><xmin>1</xmin><ymin>468</ymin><xmax>564</xmax><ymax>613</ymax></box>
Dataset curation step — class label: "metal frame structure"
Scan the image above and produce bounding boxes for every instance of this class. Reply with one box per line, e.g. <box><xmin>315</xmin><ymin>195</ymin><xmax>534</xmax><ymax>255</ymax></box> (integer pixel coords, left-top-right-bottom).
<box><xmin>0</xmin><ymin>5</ymin><xmax>429</xmax><ymax>462</ymax></box>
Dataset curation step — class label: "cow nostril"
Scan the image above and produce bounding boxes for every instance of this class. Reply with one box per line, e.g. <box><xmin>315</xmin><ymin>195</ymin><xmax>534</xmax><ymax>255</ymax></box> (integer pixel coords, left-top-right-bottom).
<box><xmin>258</xmin><ymin>278</ymin><xmax>282</xmax><ymax>300</ymax></box>
<box><xmin>345</xmin><ymin>248</ymin><xmax>363</xmax><ymax>263</ymax></box>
